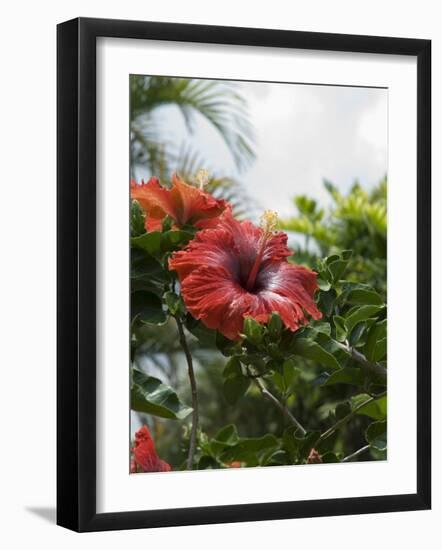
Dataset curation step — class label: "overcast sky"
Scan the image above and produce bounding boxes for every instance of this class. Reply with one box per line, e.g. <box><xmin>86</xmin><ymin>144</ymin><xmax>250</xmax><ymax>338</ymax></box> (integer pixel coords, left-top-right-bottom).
<box><xmin>138</xmin><ymin>79</ymin><xmax>388</xmax><ymax>220</ymax></box>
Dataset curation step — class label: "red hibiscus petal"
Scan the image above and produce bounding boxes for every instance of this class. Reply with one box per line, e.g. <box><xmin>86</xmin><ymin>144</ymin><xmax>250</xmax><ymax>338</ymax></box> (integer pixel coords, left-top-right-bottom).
<box><xmin>144</xmin><ymin>217</ymin><xmax>164</xmax><ymax>232</ymax></box>
<box><xmin>258</xmin><ymin>262</ymin><xmax>322</xmax><ymax>325</ymax></box>
<box><xmin>179</xmin><ymin>266</ymin><xmax>249</xmax><ymax>339</ymax></box>
<box><xmin>172</xmin><ymin>173</ymin><xmax>228</xmax><ymax>225</ymax></box>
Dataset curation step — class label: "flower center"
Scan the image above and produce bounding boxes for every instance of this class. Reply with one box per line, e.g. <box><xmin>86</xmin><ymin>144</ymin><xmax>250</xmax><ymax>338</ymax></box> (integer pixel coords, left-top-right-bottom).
<box><xmin>245</xmin><ymin>210</ymin><xmax>278</xmax><ymax>292</ymax></box>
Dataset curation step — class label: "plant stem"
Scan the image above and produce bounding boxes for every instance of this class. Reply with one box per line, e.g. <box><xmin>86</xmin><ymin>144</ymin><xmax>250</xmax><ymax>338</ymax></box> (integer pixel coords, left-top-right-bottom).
<box><xmin>336</xmin><ymin>341</ymin><xmax>387</xmax><ymax>381</ymax></box>
<box><xmin>342</xmin><ymin>444</ymin><xmax>370</xmax><ymax>463</ymax></box>
<box><xmin>255</xmin><ymin>377</ymin><xmax>307</xmax><ymax>436</ymax></box>
<box><xmin>318</xmin><ymin>391</ymin><xmax>386</xmax><ymax>444</ymax></box>
<box><xmin>174</xmin><ymin>316</ymin><xmax>199</xmax><ymax>470</ymax></box>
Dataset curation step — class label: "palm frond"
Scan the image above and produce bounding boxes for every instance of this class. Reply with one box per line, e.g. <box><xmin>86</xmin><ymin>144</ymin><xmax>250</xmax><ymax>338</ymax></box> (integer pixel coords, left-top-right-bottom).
<box><xmin>130</xmin><ymin>75</ymin><xmax>255</xmax><ymax>172</ymax></box>
<box><xmin>131</xmin><ymin>123</ymin><xmax>171</xmax><ymax>181</ymax></box>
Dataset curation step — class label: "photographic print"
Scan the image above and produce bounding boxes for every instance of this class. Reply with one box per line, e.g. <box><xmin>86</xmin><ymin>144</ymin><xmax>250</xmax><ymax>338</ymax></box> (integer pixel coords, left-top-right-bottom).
<box><xmin>129</xmin><ymin>75</ymin><xmax>388</xmax><ymax>474</ymax></box>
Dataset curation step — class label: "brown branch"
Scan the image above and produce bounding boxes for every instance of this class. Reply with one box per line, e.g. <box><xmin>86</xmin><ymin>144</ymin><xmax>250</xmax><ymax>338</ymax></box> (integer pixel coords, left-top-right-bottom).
<box><xmin>255</xmin><ymin>377</ymin><xmax>307</xmax><ymax>436</ymax></box>
<box><xmin>175</xmin><ymin>316</ymin><xmax>199</xmax><ymax>470</ymax></box>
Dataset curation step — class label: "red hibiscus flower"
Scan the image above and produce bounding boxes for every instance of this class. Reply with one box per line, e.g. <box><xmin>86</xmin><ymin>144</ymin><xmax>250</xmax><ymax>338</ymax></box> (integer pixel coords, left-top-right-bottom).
<box><xmin>130</xmin><ymin>172</ymin><xmax>228</xmax><ymax>232</ymax></box>
<box><xmin>131</xmin><ymin>425</ymin><xmax>171</xmax><ymax>473</ymax></box>
<box><xmin>169</xmin><ymin>210</ymin><xmax>322</xmax><ymax>340</ymax></box>
<box><xmin>307</xmin><ymin>448</ymin><xmax>322</xmax><ymax>464</ymax></box>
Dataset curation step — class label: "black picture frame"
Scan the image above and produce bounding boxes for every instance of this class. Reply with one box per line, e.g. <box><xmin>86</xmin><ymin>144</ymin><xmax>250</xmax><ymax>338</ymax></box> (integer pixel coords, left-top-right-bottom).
<box><xmin>57</xmin><ymin>17</ymin><xmax>431</xmax><ymax>532</ymax></box>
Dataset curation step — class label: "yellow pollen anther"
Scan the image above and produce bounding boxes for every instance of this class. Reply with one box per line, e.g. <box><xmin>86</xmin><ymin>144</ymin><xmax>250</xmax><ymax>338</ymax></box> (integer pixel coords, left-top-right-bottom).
<box><xmin>260</xmin><ymin>209</ymin><xmax>278</xmax><ymax>235</ymax></box>
<box><xmin>195</xmin><ymin>169</ymin><xmax>210</xmax><ymax>190</ymax></box>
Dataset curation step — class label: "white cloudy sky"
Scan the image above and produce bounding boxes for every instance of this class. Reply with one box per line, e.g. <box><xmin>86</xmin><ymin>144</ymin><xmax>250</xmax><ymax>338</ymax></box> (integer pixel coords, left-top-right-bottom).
<box><xmin>137</xmin><ymin>79</ymin><xmax>387</xmax><ymax>220</ymax></box>
<box><xmin>240</xmin><ymin>82</ymin><xmax>387</xmax><ymax>216</ymax></box>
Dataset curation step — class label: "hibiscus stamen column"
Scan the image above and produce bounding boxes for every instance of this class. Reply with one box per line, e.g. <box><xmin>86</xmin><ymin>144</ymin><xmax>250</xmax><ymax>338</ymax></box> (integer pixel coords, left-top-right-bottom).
<box><xmin>174</xmin><ymin>315</ymin><xmax>199</xmax><ymax>470</ymax></box>
<box><xmin>195</xmin><ymin>168</ymin><xmax>209</xmax><ymax>190</ymax></box>
<box><xmin>246</xmin><ymin>210</ymin><xmax>278</xmax><ymax>291</ymax></box>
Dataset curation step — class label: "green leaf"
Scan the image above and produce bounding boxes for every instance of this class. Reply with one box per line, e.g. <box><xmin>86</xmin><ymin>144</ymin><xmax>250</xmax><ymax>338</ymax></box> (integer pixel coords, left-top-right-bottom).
<box><xmin>327</xmin><ymin>259</ymin><xmax>348</xmax><ymax>282</ymax></box>
<box><xmin>223</xmin><ymin>357</ymin><xmax>251</xmax><ymax>404</ymax></box>
<box><xmin>316</xmin><ymin>332</ymin><xmax>350</xmax><ymax>364</ymax></box>
<box><xmin>131</xmin><ymin>290</ymin><xmax>167</xmax><ymax>325</ymax></box>
<box><xmin>198</xmin><ymin>456</ymin><xmax>220</xmax><ymax>469</ymax></box>
<box><xmin>295</xmin><ymin>195</ymin><xmax>317</xmax><ymax>216</ymax></box>
<box><xmin>223</xmin><ymin>356</ymin><xmax>242</xmax><ymax>378</ymax></box>
<box><xmin>163</xmin><ymin>291</ymin><xmax>184</xmax><ymax>315</ymax></box>
<box><xmin>130</xmin><ymin>248</ymin><xmax>170</xmax><ymax>293</ymax></box>
<box><xmin>324</xmin><ymin>367</ymin><xmax>364</xmax><ymax>386</ymax></box>
<box><xmin>364</xmin><ymin>319</ymin><xmax>387</xmax><ymax>361</ymax></box>
<box><xmin>210</xmin><ymin>424</ymin><xmax>240</xmax><ymax>455</ymax></box>
<box><xmin>283</xmin><ymin>359</ymin><xmax>297</xmax><ymax>390</ymax></box>
<box><xmin>312</xmin><ymin>372</ymin><xmax>331</xmax><ymax>386</ymax></box>
<box><xmin>366</xmin><ymin>420</ymin><xmax>387</xmax><ymax>451</ymax></box>
<box><xmin>261</xmin><ymin>449</ymin><xmax>288</xmax><ymax>466</ymax></box>
<box><xmin>349</xmin><ymin>321</ymin><xmax>366</xmax><ymax>347</ymax></box>
<box><xmin>220</xmin><ymin>434</ymin><xmax>279</xmax><ymax>465</ymax></box>
<box><xmin>185</xmin><ymin>316</ymin><xmax>217</xmax><ymax>347</ymax></box>
<box><xmin>335</xmin><ymin>401</ymin><xmax>352</xmax><ymax>420</ymax></box>
<box><xmin>161</xmin><ymin>215</ymin><xmax>173</xmax><ymax>232</ymax></box>
<box><xmin>373</xmin><ymin>338</ymin><xmax>387</xmax><ymax>361</ymax></box>
<box><xmin>214</xmin><ymin>424</ymin><xmax>240</xmax><ymax>446</ymax></box>
<box><xmin>271</xmin><ymin>359</ymin><xmax>298</xmax><ymax>394</ymax></box>
<box><xmin>131</xmin><ymin>368</ymin><xmax>192</xmax><ymax>419</ymax></box>
<box><xmin>131</xmin><ymin>231</ymin><xmax>162</xmax><ymax>255</ymax></box>
<box><xmin>283</xmin><ymin>429</ymin><xmax>321</xmax><ymax>462</ymax></box>
<box><xmin>267</xmin><ymin>312</ymin><xmax>283</xmax><ymax>340</ymax></box>
<box><xmin>333</xmin><ymin>315</ymin><xmax>347</xmax><ymax>342</ymax></box>
<box><xmin>309</xmin><ymin>321</ymin><xmax>332</xmax><ymax>337</ymax></box>
<box><xmin>317</xmin><ymin>289</ymin><xmax>337</xmax><ymax>317</ymax></box>
<box><xmin>130</xmin><ymin>200</ymin><xmax>146</xmax><ymax>237</ymax></box>
<box><xmin>290</xmin><ymin>337</ymin><xmax>340</xmax><ymax>371</ymax></box>
<box><xmin>243</xmin><ymin>317</ymin><xmax>264</xmax><ymax>345</ymax></box>
<box><xmin>270</xmin><ymin>370</ymin><xmax>285</xmax><ymax>393</ymax></box>
<box><xmin>369</xmin><ymin>447</ymin><xmax>387</xmax><ymax>461</ymax></box>
<box><xmin>239</xmin><ymin>354</ymin><xmax>265</xmax><ymax>367</ymax></box>
<box><xmin>325</xmin><ymin>254</ymin><xmax>341</xmax><ymax>266</ymax></box>
<box><xmin>316</xmin><ymin>430</ymin><xmax>339</xmax><ymax>454</ymax></box>
<box><xmin>215</xmin><ymin>331</ymin><xmax>243</xmax><ymax>356</ymax></box>
<box><xmin>321</xmin><ymin>452</ymin><xmax>340</xmax><ymax>463</ymax></box>
<box><xmin>352</xmin><ymin>393</ymin><xmax>387</xmax><ymax>420</ymax></box>
<box><xmin>345</xmin><ymin>305</ymin><xmax>384</xmax><ymax>334</ymax></box>
<box><xmin>346</xmin><ymin>288</ymin><xmax>384</xmax><ymax>306</ymax></box>
<box><xmin>317</xmin><ymin>277</ymin><xmax>331</xmax><ymax>291</ymax></box>
<box><xmin>161</xmin><ymin>230</ymin><xmax>194</xmax><ymax>251</ymax></box>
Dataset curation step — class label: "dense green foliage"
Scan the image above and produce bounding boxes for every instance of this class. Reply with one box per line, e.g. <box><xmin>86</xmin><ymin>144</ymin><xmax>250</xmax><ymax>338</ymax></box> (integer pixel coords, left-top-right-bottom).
<box><xmin>280</xmin><ymin>179</ymin><xmax>387</xmax><ymax>295</ymax></box>
<box><xmin>130</xmin><ymin>181</ymin><xmax>387</xmax><ymax>469</ymax></box>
